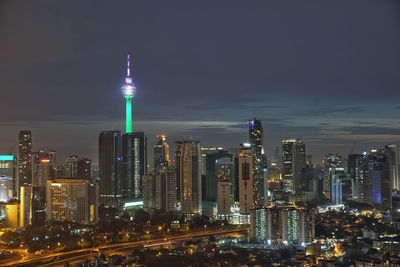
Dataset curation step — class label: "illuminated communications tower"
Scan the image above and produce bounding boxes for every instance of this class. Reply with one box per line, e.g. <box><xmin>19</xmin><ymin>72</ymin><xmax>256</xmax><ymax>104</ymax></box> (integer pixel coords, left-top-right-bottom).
<box><xmin>121</xmin><ymin>54</ymin><xmax>136</xmax><ymax>133</ymax></box>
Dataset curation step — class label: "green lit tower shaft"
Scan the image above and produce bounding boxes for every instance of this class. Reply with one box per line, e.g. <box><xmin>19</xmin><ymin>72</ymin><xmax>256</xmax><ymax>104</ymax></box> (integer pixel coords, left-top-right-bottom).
<box><xmin>121</xmin><ymin>54</ymin><xmax>136</xmax><ymax>133</ymax></box>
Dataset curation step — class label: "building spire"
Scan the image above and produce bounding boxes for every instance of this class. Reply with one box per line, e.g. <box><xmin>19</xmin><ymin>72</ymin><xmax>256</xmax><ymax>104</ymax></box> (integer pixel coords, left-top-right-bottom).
<box><xmin>127</xmin><ymin>53</ymin><xmax>131</xmax><ymax>78</ymax></box>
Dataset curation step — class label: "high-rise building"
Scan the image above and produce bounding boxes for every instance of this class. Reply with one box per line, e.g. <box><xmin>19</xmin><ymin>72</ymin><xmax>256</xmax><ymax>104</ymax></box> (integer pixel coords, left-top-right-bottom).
<box><xmin>348</xmin><ymin>154</ymin><xmax>363</xmax><ymax>199</ymax></box>
<box><xmin>176</xmin><ymin>141</ymin><xmax>202</xmax><ymax>214</ymax></box>
<box><xmin>142</xmin><ymin>174</ymin><xmax>155</xmax><ymax>211</ymax></box>
<box><xmin>0</xmin><ymin>155</ymin><xmax>16</xmax><ymax>201</ymax></box>
<box><xmin>155</xmin><ymin>167</ymin><xmax>176</xmax><ymax>212</ymax></box>
<box><xmin>99</xmin><ymin>131</ymin><xmax>122</xmax><ymax>206</ymax></box>
<box><xmin>204</xmin><ymin>149</ymin><xmax>229</xmax><ymax>202</ymax></box>
<box><xmin>282</xmin><ymin>139</ymin><xmax>306</xmax><ymax>193</ymax></box>
<box><xmin>239</xmin><ymin>148</ymin><xmax>253</xmax><ymax>214</ymax></box>
<box><xmin>154</xmin><ymin>135</ymin><xmax>169</xmax><ymax>173</ymax></box>
<box><xmin>31</xmin><ymin>151</ymin><xmax>51</xmax><ymax>188</ymax></box>
<box><xmin>20</xmin><ymin>185</ymin><xmax>46</xmax><ymax>227</ymax></box>
<box><xmin>66</xmin><ymin>155</ymin><xmax>79</xmax><ymax>176</ymax></box>
<box><xmin>251</xmin><ymin>205</ymin><xmax>315</xmax><ymax>245</ymax></box>
<box><xmin>356</xmin><ymin>149</ymin><xmax>392</xmax><ymax>210</ymax></box>
<box><xmin>142</xmin><ymin>168</ymin><xmax>176</xmax><ymax>213</ymax></box>
<box><xmin>216</xmin><ymin>157</ymin><xmax>234</xmax><ymax>219</ymax></box>
<box><xmin>248</xmin><ymin>119</ymin><xmax>266</xmax><ymax>207</ymax></box>
<box><xmin>46</xmin><ymin>178</ymin><xmax>98</xmax><ymax>224</ymax></box>
<box><xmin>18</xmin><ymin>130</ymin><xmax>32</xmax><ymax>186</ymax></box>
<box><xmin>322</xmin><ymin>154</ymin><xmax>344</xmax><ymax>199</ymax></box>
<box><xmin>121</xmin><ymin>132</ymin><xmax>147</xmax><ymax>201</ymax></box>
<box><xmin>386</xmin><ymin>144</ymin><xmax>399</xmax><ymax>191</ymax></box>
<box><xmin>77</xmin><ymin>158</ymin><xmax>91</xmax><ymax>179</ymax></box>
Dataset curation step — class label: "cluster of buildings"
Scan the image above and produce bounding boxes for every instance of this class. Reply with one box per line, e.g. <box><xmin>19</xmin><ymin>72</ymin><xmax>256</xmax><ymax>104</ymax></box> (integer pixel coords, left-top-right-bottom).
<box><xmin>1</xmin><ymin>54</ymin><xmax>399</xmax><ymax>252</ymax></box>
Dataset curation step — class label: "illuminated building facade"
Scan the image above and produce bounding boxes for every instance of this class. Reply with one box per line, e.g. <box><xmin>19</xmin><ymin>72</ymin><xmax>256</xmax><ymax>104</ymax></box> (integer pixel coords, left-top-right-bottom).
<box><xmin>322</xmin><ymin>154</ymin><xmax>344</xmax><ymax>199</ymax></box>
<box><xmin>216</xmin><ymin>157</ymin><xmax>234</xmax><ymax>219</ymax></box>
<box><xmin>205</xmin><ymin>149</ymin><xmax>229</xmax><ymax>202</ymax></box>
<box><xmin>121</xmin><ymin>53</ymin><xmax>136</xmax><ymax>134</ymax></box>
<box><xmin>356</xmin><ymin>149</ymin><xmax>392</xmax><ymax>210</ymax></box>
<box><xmin>46</xmin><ymin>178</ymin><xmax>98</xmax><ymax>225</ymax></box>
<box><xmin>154</xmin><ymin>135</ymin><xmax>170</xmax><ymax>173</ymax></box>
<box><xmin>282</xmin><ymin>139</ymin><xmax>306</xmax><ymax>193</ymax></box>
<box><xmin>142</xmin><ymin>174</ymin><xmax>155</xmax><ymax>210</ymax></box>
<box><xmin>248</xmin><ymin>119</ymin><xmax>266</xmax><ymax>207</ymax></box>
<box><xmin>20</xmin><ymin>185</ymin><xmax>46</xmax><ymax>227</ymax></box>
<box><xmin>252</xmin><ymin>206</ymin><xmax>315</xmax><ymax>245</ymax></box>
<box><xmin>176</xmin><ymin>141</ymin><xmax>202</xmax><ymax>214</ymax></box>
<box><xmin>386</xmin><ymin>144</ymin><xmax>399</xmax><ymax>191</ymax></box>
<box><xmin>121</xmin><ymin>132</ymin><xmax>147</xmax><ymax>201</ymax></box>
<box><xmin>239</xmin><ymin>148</ymin><xmax>253</xmax><ymax>214</ymax></box>
<box><xmin>99</xmin><ymin>131</ymin><xmax>122</xmax><ymax>206</ymax></box>
<box><xmin>0</xmin><ymin>155</ymin><xmax>16</xmax><ymax>201</ymax></box>
<box><xmin>18</xmin><ymin>130</ymin><xmax>32</xmax><ymax>186</ymax></box>
<box><xmin>155</xmin><ymin>167</ymin><xmax>176</xmax><ymax>212</ymax></box>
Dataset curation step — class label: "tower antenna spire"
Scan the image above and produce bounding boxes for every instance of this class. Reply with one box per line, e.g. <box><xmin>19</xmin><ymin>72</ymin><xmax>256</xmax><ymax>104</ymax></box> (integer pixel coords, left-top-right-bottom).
<box><xmin>127</xmin><ymin>53</ymin><xmax>131</xmax><ymax>78</ymax></box>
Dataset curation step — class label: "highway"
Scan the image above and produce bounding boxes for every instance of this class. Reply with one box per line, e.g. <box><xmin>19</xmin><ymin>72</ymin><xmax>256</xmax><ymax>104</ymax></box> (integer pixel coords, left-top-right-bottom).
<box><xmin>1</xmin><ymin>228</ymin><xmax>248</xmax><ymax>267</ymax></box>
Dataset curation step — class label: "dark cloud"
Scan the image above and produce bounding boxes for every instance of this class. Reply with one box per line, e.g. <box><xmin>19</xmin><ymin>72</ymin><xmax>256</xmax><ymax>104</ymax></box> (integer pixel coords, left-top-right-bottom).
<box><xmin>0</xmin><ymin>0</ymin><xmax>399</xmax><ymax>163</ymax></box>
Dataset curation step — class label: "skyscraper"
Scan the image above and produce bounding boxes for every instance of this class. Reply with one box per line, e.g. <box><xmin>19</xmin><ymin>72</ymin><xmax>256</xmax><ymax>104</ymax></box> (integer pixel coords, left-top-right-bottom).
<box><xmin>356</xmin><ymin>149</ymin><xmax>392</xmax><ymax>210</ymax></box>
<box><xmin>121</xmin><ymin>132</ymin><xmax>147</xmax><ymax>201</ymax></box>
<box><xmin>248</xmin><ymin>119</ymin><xmax>266</xmax><ymax>208</ymax></box>
<box><xmin>155</xmin><ymin>167</ymin><xmax>176</xmax><ymax>212</ymax></box>
<box><xmin>204</xmin><ymin>149</ymin><xmax>229</xmax><ymax>202</ymax></box>
<box><xmin>239</xmin><ymin>148</ymin><xmax>254</xmax><ymax>214</ymax></box>
<box><xmin>18</xmin><ymin>130</ymin><xmax>32</xmax><ymax>186</ymax></box>
<box><xmin>31</xmin><ymin>151</ymin><xmax>51</xmax><ymax>187</ymax></box>
<box><xmin>176</xmin><ymin>141</ymin><xmax>202</xmax><ymax>214</ymax></box>
<box><xmin>386</xmin><ymin>144</ymin><xmax>399</xmax><ymax>191</ymax></box>
<box><xmin>99</xmin><ymin>131</ymin><xmax>122</xmax><ymax>206</ymax></box>
<box><xmin>282</xmin><ymin>139</ymin><xmax>306</xmax><ymax>193</ymax></box>
<box><xmin>154</xmin><ymin>135</ymin><xmax>170</xmax><ymax>173</ymax></box>
<box><xmin>322</xmin><ymin>154</ymin><xmax>344</xmax><ymax>199</ymax></box>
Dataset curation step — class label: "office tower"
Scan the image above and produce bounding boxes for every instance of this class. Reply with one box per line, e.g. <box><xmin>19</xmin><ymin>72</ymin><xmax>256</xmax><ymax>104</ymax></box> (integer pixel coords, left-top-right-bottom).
<box><xmin>174</xmin><ymin>142</ymin><xmax>182</xmax><ymax>201</ymax></box>
<box><xmin>176</xmin><ymin>141</ymin><xmax>202</xmax><ymax>214</ymax></box>
<box><xmin>300</xmin><ymin>166</ymin><xmax>322</xmax><ymax>194</ymax></box>
<box><xmin>142</xmin><ymin>174</ymin><xmax>155</xmax><ymax>210</ymax></box>
<box><xmin>357</xmin><ymin>149</ymin><xmax>392</xmax><ymax>210</ymax></box>
<box><xmin>46</xmin><ymin>178</ymin><xmax>98</xmax><ymax>224</ymax></box>
<box><xmin>155</xmin><ymin>167</ymin><xmax>176</xmax><ymax>212</ymax></box>
<box><xmin>330</xmin><ymin>168</ymin><xmax>347</xmax><ymax>205</ymax></box>
<box><xmin>386</xmin><ymin>144</ymin><xmax>399</xmax><ymax>191</ymax></box>
<box><xmin>239</xmin><ymin>148</ymin><xmax>254</xmax><ymax>214</ymax></box>
<box><xmin>31</xmin><ymin>151</ymin><xmax>51</xmax><ymax>187</ymax></box>
<box><xmin>121</xmin><ymin>53</ymin><xmax>136</xmax><ymax>134</ymax></box>
<box><xmin>154</xmin><ymin>135</ymin><xmax>170</xmax><ymax>173</ymax></box>
<box><xmin>0</xmin><ymin>155</ymin><xmax>16</xmax><ymax>200</ymax></box>
<box><xmin>216</xmin><ymin>158</ymin><xmax>234</xmax><ymax>219</ymax></box>
<box><xmin>18</xmin><ymin>130</ymin><xmax>32</xmax><ymax>186</ymax></box>
<box><xmin>20</xmin><ymin>185</ymin><xmax>46</xmax><ymax>227</ymax></box>
<box><xmin>348</xmin><ymin>154</ymin><xmax>363</xmax><ymax>199</ymax></box>
<box><xmin>205</xmin><ymin>149</ymin><xmax>229</xmax><ymax>202</ymax></box>
<box><xmin>322</xmin><ymin>154</ymin><xmax>344</xmax><ymax>199</ymax></box>
<box><xmin>217</xmin><ymin>180</ymin><xmax>231</xmax><ymax>220</ymax></box>
<box><xmin>282</xmin><ymin>139</ymin><xmax>306</xmax><ymax>193</ymax></box>
<box><xmin>99</xmin><ymin>131</ymin><xmax>122</xmax><ymax>206</ymax></box>
<box><xmin>48</xmin><ymin>151</ymin><xmax>57</xmax><ymax>177</ymax></box>
<box><xmin>66</xmin><ymin>155</ymin><xmax>79</xmax><ymax>176</ymax></box>
<box><xmin>77</xmin><ymin>158</ymin><xmax>91</xmax><ymax>179</ymax></box>
<box><xmin>248</xmin><ymin>119</ymin><xmax>266</xmax><ymax>207</ymax></box>
<box><xmin>121</xmin><ymin>132</ymin><xmax>147</xmax><ymax>201</ymax></box>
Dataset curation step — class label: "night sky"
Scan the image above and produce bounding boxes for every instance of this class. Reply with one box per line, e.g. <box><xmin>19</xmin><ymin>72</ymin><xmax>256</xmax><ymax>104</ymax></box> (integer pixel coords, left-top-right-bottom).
<box><xmin>1</xmin><ymin>0</ymin><xmax>400</xmax><ymax>165</ymax></box>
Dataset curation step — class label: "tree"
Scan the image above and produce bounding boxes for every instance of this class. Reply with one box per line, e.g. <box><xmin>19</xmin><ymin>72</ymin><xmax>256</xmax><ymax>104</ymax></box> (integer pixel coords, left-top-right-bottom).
<box><xmin>134</xmin><ymin>209</ymin><xmax>150</xmax><ymax>225</ymax></box>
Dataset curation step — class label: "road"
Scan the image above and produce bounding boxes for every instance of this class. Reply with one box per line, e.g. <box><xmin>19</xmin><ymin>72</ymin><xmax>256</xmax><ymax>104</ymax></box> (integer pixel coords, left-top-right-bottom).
<box><xmin>1</xmin><ymin>228</ymin><xmax>248</xmax><ymax>267</ymax></box>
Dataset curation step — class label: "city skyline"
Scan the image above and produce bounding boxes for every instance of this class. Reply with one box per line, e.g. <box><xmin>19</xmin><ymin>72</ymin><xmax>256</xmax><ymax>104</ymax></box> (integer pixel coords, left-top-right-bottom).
<box><xmin>1</xmin><ymin>0</ymin><xmax>400</xmax><ymax>164</ymax></box>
